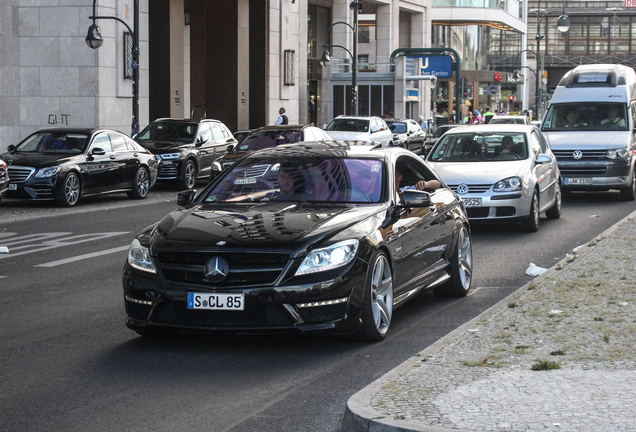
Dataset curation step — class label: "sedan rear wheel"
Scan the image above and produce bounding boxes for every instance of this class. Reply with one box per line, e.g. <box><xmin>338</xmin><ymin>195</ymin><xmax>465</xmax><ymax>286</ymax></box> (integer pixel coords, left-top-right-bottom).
<box><xmin>521</xmin><ymin>191</ymin><xmax>540</xmax><ymax>232</ymax></box>
<box><xmin>353</xmin><ymin>251</ymin><xmax>393</xmax><ymax>342</ymax></box>
<box><xmin>128</xmin><ymin>167</ymin><xmax>150</xmax><ymax>199</ymax></box>
<box><xmin>56</xmin><ymin>172</ymin><xmax>81</xmax><ymax>207</ymax></box>
<box><xmin>434</xmin><ymin>225</ymin><xmax>472</xmax><ymax>297</ymax></box>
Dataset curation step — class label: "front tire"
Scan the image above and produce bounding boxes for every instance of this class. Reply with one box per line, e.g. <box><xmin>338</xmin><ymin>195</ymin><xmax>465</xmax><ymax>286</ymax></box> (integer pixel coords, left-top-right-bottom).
<box><xmin>434</xmin><ymin>225</ymin><xmax>472</xmax><ymax>297</ymax></box>
<box><xmin>545</xmin><ymin>182</ymin><xmax>562</xmax><ymax>219</ymax></box>
<box><xmin>128</xmin><ymin>167</ymin><xmax>150</xmax><ymax>199</ymax></box>
<box><xmin>177</xmin><ymin>159</ymin><xmax>197</xmax><ymax>190</ymax></box>
<box><xmin>619</xmin><ymin>170</ymin><xmax>636</xmax><ymax>201</ymax></box>
<box><xmin>56</xmin><ymin>172</ymin><xmax>81</xmax><ymax>207</ymax></box>
<box><xmin>521</xmin><ymin>190</ymin><xmax>540</xmax><ymax>232</ymax></box>
<box><xmin>353</xmin><ymin>251</ymin><xmax>393</xmax><ymax>342</ymax></box>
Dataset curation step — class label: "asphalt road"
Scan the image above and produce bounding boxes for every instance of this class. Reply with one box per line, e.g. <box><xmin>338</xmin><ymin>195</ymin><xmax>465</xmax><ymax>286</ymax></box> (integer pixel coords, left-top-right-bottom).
<box><xmin>0</xmin><ymin>186</ymin><xmax>633</xmax><ymax>432</ymax></box>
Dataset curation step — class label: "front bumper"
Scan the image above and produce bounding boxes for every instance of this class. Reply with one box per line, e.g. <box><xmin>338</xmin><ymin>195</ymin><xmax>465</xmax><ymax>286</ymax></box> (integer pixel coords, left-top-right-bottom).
<box><xmin>122</xmin><ymin>258</ymin><xmax>368</xmax><ymax>335</ymax></box>
<box><xmin>455</xmin><ymin>191</ymin><xmax>532</xmax><ymax>222</ymax></box>
<box><xmin>6</xmin><ymin>176</ymin><xmax>61</xmax><ymax>200</ymax></box>
<box><xmin>557</xmin><ymin>159</ymin><xmax>632</xmax><ymax>191</ymax></box>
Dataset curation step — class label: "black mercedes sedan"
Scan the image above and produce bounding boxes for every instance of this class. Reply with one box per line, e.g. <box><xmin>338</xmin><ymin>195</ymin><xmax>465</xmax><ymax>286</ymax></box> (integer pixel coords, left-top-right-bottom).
<box><xmin>1</xmin><ymin>128</ymin><xmax>157</xmax><ymax>206</ymax></box>
<box><xmin>123</xmin><ymin>143</ymin><xmax>472</xmax><ymax>341</ymax></box>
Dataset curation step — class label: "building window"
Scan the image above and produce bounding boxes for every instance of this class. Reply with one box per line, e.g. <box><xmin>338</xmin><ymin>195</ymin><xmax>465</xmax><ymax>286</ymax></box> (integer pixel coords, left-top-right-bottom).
<box><xmin>358</xmin><ymin>26</ymin><xmax>370</xmax><ymax>43</ymax></box>
<box><xmin>124</xmin><ymin>32</ymin><xmax>133</xmax><ymax>79</ymax></box>
<box><xmin>284</xmin><ymin>50</ymin><xmax>295</xmax><ymax>86</ymax></box>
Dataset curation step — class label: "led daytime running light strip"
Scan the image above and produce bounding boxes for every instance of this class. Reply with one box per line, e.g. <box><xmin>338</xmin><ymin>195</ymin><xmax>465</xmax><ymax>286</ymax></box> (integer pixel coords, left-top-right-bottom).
<box><xmin>125</xmin><ymin>295</ymin><xmax>154</xmax><ymax>306</ymax></box>
<box><xmin>297</xmin><ymin>297</ymin><xmax>347</xmax><ymax>308</ymax></box>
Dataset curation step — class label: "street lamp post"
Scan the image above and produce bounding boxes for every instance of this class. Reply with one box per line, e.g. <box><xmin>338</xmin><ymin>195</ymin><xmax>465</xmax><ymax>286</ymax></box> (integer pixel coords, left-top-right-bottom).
<box><xmin>530</xmin><ymin>1</ymin><xmax>570</xmax><ymax>119</ymax></box>
<box><xmin>85</xmin><ymin>0</ymin><xmax>140</xmax><ymax>136</ymax></box>
<box><xmin>606</xmin><ymin>7</ymin><xmax>624</xmax><ymax>54</ymax></box>
<box><xmin>320</xmin><ymin>1</ymin><xmax>363</xmax><ymax>116</ymax></box>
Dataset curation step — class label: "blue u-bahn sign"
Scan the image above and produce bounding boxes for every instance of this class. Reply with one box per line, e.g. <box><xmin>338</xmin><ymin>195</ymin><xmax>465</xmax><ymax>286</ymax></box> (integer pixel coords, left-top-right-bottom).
<box><xmin>411</xmin><ymin>55</ymin><xmax>453</xmax><ymax>78</ymax></box>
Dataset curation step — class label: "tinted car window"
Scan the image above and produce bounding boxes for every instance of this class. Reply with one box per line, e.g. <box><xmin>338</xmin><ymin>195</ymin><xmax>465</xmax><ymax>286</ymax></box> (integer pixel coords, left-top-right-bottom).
<box><xmin>388</xmin><ymin>122</ymin><xmax>407</xmax><ymax>133</ymax></box>
<box><xmin>205</xmin><ymin>156</ymin><xmax>384</xmax><ymax>203</ymax></box>
<box><xmin>237</xmin><ymin>130</ymin><xmax>302</xmax><ymax>151</ymax></box>
<box><xmin>433</xmin><ymin>126</ymin><xmax>450</xmax><ymax>138</ymax></box>
<box><xmin>137</xmin><ymin>121</ymin><xmax>197</xmax><ymax>142</ymax></box>
<box><xmin>326</xmin><ymin>118</ymin><xmax>369</xmax><ymax>132</ymax></box>
<box><xmin>15</xmin><ymin>132</ymin><xmax>89</xmax><ymax>154</ymax></box>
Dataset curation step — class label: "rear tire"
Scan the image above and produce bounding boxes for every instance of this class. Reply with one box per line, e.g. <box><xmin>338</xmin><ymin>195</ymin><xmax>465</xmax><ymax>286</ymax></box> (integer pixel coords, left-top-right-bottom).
<box><xmin>128</xmin><ymin>167</ymin><xmax>150</xmax><ymax>199</ymax></box>
<box><xmin>521</xmin><ymin>191</ymin><xmax>540</xmax><ymax>232</ymax></box>
<box><xmin>434</xmin><ymin>225</ymin><xmax>472</xmax><ymax>297</ymax></box>
<box><xmin>352</xmin><ymin>251</ymin><xmax>393</xmax><ymax>342</ymax></box>
<box><xmin>177</xmin><ymin>160</ymin><xmax>197</xmax><ymax>190</ymax></box>
<box><xmin>619</xmin><ymin>170</ymin><xmax>636</xmax><ymax>201</ymax></box>
<box><xmin>56</xmin><ymin>172</ymin><xmax>81</xmax><ymax>207</ymax></box>
<box><xmin>545</xmin><ymin>182</ymin><xmax>562</xmax><ymax>219</ymax></box>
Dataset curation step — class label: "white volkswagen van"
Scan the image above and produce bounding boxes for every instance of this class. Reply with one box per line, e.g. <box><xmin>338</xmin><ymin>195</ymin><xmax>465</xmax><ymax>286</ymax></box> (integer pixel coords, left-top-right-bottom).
<box><xmin>541</xmin><ymin>64</ymin><xmax>636</xmax><ymax>201</ymax></box>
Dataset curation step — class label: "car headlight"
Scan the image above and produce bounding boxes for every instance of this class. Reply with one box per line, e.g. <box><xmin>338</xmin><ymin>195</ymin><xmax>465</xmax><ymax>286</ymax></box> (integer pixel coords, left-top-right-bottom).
<box><xmin>295</xmin><ymin>239</ymin><xmax>359</xmax><ymax>276</ymax></box>
<box><xmin>493</xmin><ymin>176</ymin><xmax>522</xmax><ymax>192</ymax></box>
<box><xmin>158</xmin><ymin>153</ymin><xmax>181</xmax><ymax>161</ymax></box>
<box><xmin>35</xmin><ymin>166</ymin><xmax>62</xmax><ymax>178</ymax></box>
<box><xmin>127</xmin><ymin>239</ymin><xmax>156</xmax><ymax>273</ymax></box>
<box><xmin>607</xmin><ymin>148</ymin><xmax>630</xmax><ymax>159</ymax></box>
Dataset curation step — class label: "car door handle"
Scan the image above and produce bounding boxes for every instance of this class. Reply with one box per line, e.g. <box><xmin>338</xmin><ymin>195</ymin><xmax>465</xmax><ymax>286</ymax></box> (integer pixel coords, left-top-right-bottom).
<box><xmin>110</xmin><ymin>155</ymin><xmax>117</xmax><ymax>160</ymax></box>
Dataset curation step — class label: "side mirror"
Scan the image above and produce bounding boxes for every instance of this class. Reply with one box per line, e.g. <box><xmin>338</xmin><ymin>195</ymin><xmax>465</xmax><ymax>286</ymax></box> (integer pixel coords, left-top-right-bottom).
<box><xmin>177</xmin><ymin>189</ymin><xmax>197</xmax><ymax>207</ymax></box>
<box><xmin>90</xmin><ymin>147</ymin><xmax>106</xmax><ymax>156</ymax></box>
<box><xmin>227</xmin><ymin>143</ymin><xmax>236</xmax><ymax>152</ymax></box>
<box><xmin>399</xmin><ymin>190</ymin><xmax>432</xmax><ymax>207</ymax></box>
<box><xmin>7</xmin><ymin>144</ymin><xmax>16</xmax><ymax>153</ymax></box>
<box><xmin>196</xmin><ymin>135</ymin><xmax>209</xmax><ymax>146</ymax></box>
<box><xmin>536</xmin><ymin>154</ymin><xmax>552</xmax><ymax>164</ymax></box>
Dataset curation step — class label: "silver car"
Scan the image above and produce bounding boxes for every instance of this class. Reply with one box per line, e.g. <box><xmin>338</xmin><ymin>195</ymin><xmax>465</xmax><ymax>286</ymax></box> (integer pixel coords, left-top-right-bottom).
<box><xmin>426</xmin><ymin>124</ymin><xmax>561</xmax><ymax>232</ymax></box>
<box><xmin>324</xmin><ymin>115</ymin><xmax>394</xmax><ymax>147</ymax></box>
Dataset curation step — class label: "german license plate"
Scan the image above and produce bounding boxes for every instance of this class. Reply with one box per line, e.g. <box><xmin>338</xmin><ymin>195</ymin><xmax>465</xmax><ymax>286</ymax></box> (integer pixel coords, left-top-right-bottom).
<box><xmin>564</xmin><ymin>178</ymin><xmax>592</xmax><ymax>185</ymax></box>
<box><xmin>187</xmin><ymin>293</ymin><xmax>244</xmax><ymax>310</ymax></box>
<box><xmin>8</xmin><ymin>183</ymin><xmax>17</xmax><ymax>190</ymax></box>
<box><xmin>462</xmin><ymin>198</ymin><xmax>482</xmax><ymax>207</ymax></box>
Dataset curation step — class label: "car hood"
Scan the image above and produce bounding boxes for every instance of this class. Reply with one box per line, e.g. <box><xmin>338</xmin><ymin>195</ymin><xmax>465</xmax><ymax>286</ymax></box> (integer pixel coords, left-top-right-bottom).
<box><xmin>149</xmin><ymin>202</ymin><xmax>385</xmax><ymax>255</ymax></box>
<box><xmin>0</xmin><ymin>152</ymin><xmax>82</xmax><ymax>168</ymax></box>
<box><xmin>428</xmin><ymin>161</ymin><xmax>526</xmax><ymax>184</ymax></box>
<box><xmin>137</xmin><ymin>140</ymin><xmax>194</xmax><ymax>153</ymax></box>
<box><xmin>325</xmin><ymin>131</ymin><xmax>371</xmax><ymax>141</ymax></box>
<box><xmin>544</xmin><ymin>131</ymin><xmax>630</xmax><ymax>150</ymax></box>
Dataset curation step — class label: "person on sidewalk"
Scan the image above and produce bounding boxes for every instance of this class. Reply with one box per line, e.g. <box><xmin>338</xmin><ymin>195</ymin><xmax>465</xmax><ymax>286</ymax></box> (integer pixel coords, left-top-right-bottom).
<box><xmin>483</xmin><ymin>106</ymin><xmax>495</xmax><ymax>124</ymax></box>
<box><xmin>417</xmin><ymin>116</ymin><xmax>428</xmax><ymax>133</ymax></box>
<box><xmin>274</xmin><ymin>107</ymin><xmax>288</xmax><ymax>125</ymax></box>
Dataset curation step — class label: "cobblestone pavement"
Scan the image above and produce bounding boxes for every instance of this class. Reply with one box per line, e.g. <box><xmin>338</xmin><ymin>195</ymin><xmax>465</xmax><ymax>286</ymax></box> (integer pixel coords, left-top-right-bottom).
<box><xmin>343</xmin><ymin>210</ymin><xmax>636</xmax><ymax>432</ymax></box>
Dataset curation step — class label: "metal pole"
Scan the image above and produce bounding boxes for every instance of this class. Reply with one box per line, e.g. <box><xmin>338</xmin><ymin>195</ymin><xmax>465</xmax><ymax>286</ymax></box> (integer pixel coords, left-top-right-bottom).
<box><xmin>132</xmin><ymin>0</ymin><xmax>139</xmax><ymax>136</ymax></box>
<box><xmin>535</xmin><ymin>2</ymin><xmax>541</xmax><ymax>119</ymax></box>
<box><xmin>352</xmin><ymin>3</ymin><xmax>358</xmax><ymax>116</ymax></box>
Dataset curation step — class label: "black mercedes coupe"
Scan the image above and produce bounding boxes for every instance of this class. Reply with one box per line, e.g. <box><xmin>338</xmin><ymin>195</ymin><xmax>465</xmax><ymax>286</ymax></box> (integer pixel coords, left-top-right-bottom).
<box><xmin>122</xmin><ymin>142</ymin><xmax>472</xmax><ymax>341</ymax></box>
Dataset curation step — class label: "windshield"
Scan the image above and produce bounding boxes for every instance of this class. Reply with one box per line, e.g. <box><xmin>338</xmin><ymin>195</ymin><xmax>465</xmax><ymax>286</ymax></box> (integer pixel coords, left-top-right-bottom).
<box><xmin>237</xmin><ymin>130</ymin><xmax>302</xmax><ymax>151</ymax></box>
<box><xmin>388</xmin><ymin>122</ymin><xmax>407</xmax><ymax>134</ymax></box>
<box><xmin>204</xmin><ymin>156</ymin><xmax>384</xmax><ymax>204</ymax></box>
<box><xmin>490</xmin><ymin>117</ymin><xmax>527</xmax><ymax>125</ymax></box>
<box><xmin>542</xmin><ymin>103</ymin><xmax>629</xmax><ymax>131</ymax></box>
<box><xmin>429</xmin><ymin>132</ymin><xmax>528</xmax><ymax>162</ymax></box>
<box><xmin>326</xmin><ymin>118</ymin><xmax>370</xmax><ymax>132</ymax></box>
<box><xmin>433</xmin><ymin>127</ymin><xmax>450</xmax><ymax>138</ymax></box>
<box><xmin>16</xmin><ymin>132</ymin><xmax>89</xmax><ymax>154</ymax></box>
<box><xmin>137</xmin><ymin>121</ymin><xmax>198</xmax><ymax>142</ymax></box>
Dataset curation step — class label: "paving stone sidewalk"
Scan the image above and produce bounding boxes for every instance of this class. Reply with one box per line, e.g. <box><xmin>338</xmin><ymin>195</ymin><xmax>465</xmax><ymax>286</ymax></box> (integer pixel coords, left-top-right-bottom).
<box><xmin>343</xmin><ymin>211</ymin><xmax>636</xmax><ymax>432</ymax></box>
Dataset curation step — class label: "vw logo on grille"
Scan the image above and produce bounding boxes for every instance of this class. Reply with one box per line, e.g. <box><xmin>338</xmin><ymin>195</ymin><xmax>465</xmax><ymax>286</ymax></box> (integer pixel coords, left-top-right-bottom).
<box><xmin>204</xmin><ymin>257</ymin><xmax>230</xmax><ymax>283</ymax></box>
<box><xmin>456</xmin><ymin>184</ymin><xmax>469</xmax><ymax>194</ymax></box>
<box><xmin>573</xmin><ymin>150</ymin><xmax>583</xmax><ymax>160</ymax></box>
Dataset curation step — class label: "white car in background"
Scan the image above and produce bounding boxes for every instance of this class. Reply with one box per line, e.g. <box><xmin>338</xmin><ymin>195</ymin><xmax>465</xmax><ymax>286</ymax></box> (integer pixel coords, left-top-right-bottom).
<box><xmin>324</xmin><ymin>115</ymin><xmax>393</xmax><ymax>147</ymax></box>
<box><xmin>426</xmin><ymin>124</ymin><xmax>562</xmax><ymax>232</ymax></box>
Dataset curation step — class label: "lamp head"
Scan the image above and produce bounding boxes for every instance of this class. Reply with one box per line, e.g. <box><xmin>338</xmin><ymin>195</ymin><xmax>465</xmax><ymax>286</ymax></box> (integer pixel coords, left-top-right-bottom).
<box><xmin>513</xmin><ymin>70</ymin><xmax>521</xmax><ymax>80</ymax></box>
<box><xmin>557</xmin><ymin>14</ymin><xmax>570</xmax><ymax>33</ymax></box>
<box><xmin>535</xmin><ymin>34</ymin><xmax>544</xmax><ymax>41</ymax></box>
<box><xmin>320</xmin><ymin>50</ymin><xmax>331</xmax><ymax>67</ymax></box>
<box><xmin>85</xmin><ymin>23</ymin><xmax>103</xmax><ymax>49</ymax></box>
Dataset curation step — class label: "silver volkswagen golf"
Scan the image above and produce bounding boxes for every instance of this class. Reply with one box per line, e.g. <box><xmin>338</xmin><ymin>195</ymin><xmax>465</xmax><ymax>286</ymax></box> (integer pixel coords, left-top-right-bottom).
<box><xmin>426</xmin><ymin>124</ymin><xmax>562</xmax><ymax>232</ymax></box>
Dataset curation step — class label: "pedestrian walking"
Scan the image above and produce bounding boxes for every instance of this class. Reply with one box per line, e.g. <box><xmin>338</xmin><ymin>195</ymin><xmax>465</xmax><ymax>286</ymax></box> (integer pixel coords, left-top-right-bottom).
<box><xmin>417</xmin><ymin>115</ymin><xmax>428</xmax><ymax>132</ymax></box>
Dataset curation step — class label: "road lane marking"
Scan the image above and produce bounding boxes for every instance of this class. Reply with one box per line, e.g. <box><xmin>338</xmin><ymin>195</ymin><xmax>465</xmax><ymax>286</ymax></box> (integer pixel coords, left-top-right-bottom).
<box><xmin>0</xmin><ymin>232</ymin><xmax>131</xmax><ymax>260</ymax></box>
<box><xmin>35</xmin><ymin>245</ymin><xmax>130</xmax><ymax>268</ymax></box>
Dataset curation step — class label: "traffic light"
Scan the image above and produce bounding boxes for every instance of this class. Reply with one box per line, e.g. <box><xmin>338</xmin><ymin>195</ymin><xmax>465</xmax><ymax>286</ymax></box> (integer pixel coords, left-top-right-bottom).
<box><xmin>508</xmin><ymin>95</ymin><xmax>514</xmax><ymax>101</ymax></box>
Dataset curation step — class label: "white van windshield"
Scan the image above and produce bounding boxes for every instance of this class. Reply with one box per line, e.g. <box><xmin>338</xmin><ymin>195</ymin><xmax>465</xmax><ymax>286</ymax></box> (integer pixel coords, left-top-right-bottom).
<box><xmin>542</xmin><ymin>103</ymin><xmax>628</xmax><ymax>132</ymax></box>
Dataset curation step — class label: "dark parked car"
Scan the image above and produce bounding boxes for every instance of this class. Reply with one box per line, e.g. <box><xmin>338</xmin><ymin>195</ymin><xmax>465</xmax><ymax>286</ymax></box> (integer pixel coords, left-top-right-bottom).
<box><xmin>211</xmin><ymin>124</ymin><xmax>332</xmax><ymax>175</ymax></box>
<box><xmin>134</xmin><ymin>118</ymin><xmax>237</xmax><ymax>189</ymax></box>
<box><xmin>123</xmin><ymin>143</ymin><xmax>473</xmax><ymax>341</ymax></box>
<box><xmin>385</xmin><ymin>119</ymin><xmax>427</xmax><ymax>153</ymax></box>
<box><xmin>1</xmin><ymin>128</ymin><xmax>157</xmax><ymax>207</ymax></box>
<box><xmin>0</xmin><ymin>157</ymin><xmax>8</xmax><ymax>202</ymax></box>
<box><xmin>422</xmin><ymin>124</ymin><xmax>465</xmax><ymax>156</ymax></box>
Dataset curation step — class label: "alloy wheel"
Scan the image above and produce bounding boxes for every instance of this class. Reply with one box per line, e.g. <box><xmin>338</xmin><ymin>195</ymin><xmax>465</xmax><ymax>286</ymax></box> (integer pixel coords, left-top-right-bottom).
<box><xmin>371</xmin><ymin>255</ymin><xmax>393</xmax><ymax>335</ymax></box>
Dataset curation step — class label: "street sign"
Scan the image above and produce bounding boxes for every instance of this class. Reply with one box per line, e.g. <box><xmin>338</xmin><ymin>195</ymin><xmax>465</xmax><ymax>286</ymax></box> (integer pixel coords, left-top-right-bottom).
<box><xmin>413</xmin><ymin>55</ymin><xmax>453</xmax><ymax>78</ymax></box>
<box><xmin>483</xmin><ymin>86</ymin><xmax>498</xmax><ymax>95</ymax></box>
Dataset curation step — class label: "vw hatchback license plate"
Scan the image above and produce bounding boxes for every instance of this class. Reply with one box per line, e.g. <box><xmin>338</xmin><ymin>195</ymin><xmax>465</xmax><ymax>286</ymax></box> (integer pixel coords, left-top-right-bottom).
<box><xmin>187</xmin><ymin>293</ymin><xmax>244</xmax><ymax>310</ymax></box>
<box><xmin>564</xmin><ymin>178</ymin><xmax>592</xmax><ymax>185</ymax></box>
<box><xmin>462</xmin><ymin>198</ymin><xmax>482</xmax><ymax>207</ymax></box>
<box><xmin>8</xmin><ymin>183</ymin><xmax>17</xmax><ymax>190</ymax></box>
